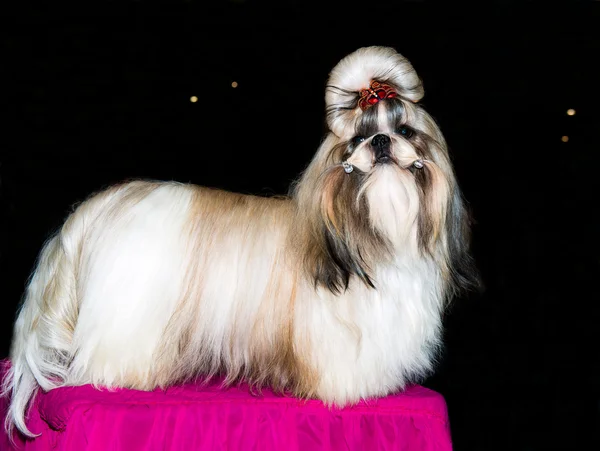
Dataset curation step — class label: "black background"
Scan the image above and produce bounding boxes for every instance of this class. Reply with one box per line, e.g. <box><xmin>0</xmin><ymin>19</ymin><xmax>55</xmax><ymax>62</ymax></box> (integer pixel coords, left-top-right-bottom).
<box><xmin>2</xmin><ymin>1</ymin><xmax>599</xmax><ymax>450</ymax></box>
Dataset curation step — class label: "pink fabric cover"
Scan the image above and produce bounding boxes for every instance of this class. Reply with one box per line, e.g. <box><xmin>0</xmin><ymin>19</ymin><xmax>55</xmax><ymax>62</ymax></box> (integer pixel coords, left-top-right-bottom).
<box><xmin>0</xmin><ymin>361</ymin><xmax>452</xmax><ymax>450</ymax></box>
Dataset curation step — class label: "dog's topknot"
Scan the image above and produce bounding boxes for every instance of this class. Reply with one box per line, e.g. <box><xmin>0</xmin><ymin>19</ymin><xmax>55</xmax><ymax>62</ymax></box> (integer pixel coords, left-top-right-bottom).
<box><xmin>325</xmin><ymin>46</ymin><xmax>424</xmax><ymax>138</ymax></box>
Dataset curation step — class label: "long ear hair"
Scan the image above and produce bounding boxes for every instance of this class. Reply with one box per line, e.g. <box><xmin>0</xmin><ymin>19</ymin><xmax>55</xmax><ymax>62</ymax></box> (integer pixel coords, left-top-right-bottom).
<box><xmin>413</xmin><ymin>132</ymin><xmax>481</xmax><ymax>303</ymax></box>
<box><xmin>290</xmin><ymin>135</ymin><xmax>390</xmax><ymax>294</ymax></box>
<box><xmin>444</xmin><ymin>184</ymin><xmax>482</xmax><ymax>298</ymax></box>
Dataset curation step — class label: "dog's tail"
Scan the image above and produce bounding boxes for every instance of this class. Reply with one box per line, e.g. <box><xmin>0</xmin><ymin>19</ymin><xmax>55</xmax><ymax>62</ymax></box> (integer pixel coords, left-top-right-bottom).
<box><xmin>2</xmin><ymin>233</ymin><xmax>77</xmax><ymax>437</ymax></box>
<box><xmin>2</xmin><ymin>181</ymin><xmax>159</xmax><ymax>438</ymax></box>
<box><xmin>2</xmin><ymin>224</ymin><xmax>81</xmax><ymax>437</ymax></box>
<box><xmin>0</xmin><ymin>183</ymin><xmax>111</xmax><ymax>438</ymax></box>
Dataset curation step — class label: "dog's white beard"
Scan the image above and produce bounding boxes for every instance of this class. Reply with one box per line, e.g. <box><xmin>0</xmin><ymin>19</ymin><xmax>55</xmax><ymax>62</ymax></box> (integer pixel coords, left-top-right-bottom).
<box><xmin>364</xmin><ymin>165</ymin><xmax>420</xmax><ymax>250</ymax></box>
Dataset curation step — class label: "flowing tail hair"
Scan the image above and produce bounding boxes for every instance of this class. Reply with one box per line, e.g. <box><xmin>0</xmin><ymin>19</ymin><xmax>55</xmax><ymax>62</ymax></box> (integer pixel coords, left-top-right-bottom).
<box><xmin>2</xmin><ymin>227</ymin><xmax>80</xmax><ymax>438</ymax></box>
<box><xmin>1</xmin><ymin>181</ymin><xmax>157</xmax><ymax>438</ymax></box>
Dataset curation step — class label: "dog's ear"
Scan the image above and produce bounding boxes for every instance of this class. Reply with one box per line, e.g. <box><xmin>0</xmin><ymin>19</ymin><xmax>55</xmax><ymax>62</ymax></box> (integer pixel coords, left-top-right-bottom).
<box><xmin>299</xmin><ymin>165</ymin><xmax>389</xmax><ymax>294</ymax></box>
<box><xmin>444</xmin><ymin>186</ymin><xmax>483</xmax><ymax>298</ymax></box>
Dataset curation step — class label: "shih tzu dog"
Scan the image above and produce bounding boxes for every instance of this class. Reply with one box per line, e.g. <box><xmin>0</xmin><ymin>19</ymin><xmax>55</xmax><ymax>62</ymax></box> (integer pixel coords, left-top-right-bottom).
<box><xmin>3</xmin><ymin>46</ymin><xmax>478</xmax><ymax>437</ymax></box>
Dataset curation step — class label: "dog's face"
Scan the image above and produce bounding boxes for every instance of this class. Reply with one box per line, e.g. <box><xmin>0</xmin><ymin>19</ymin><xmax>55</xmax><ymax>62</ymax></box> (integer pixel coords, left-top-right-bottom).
<box><xmin>293</xmin><ymin>46</ymin><xmax>478</xmax><ymax>298</ymax></box>
<box><xmin>332</xmin><ymin>98</ymin><xmax>447</xmax><ymax>175</ymax></box>
<box><xmin>326</xmin><ymin>92</ymin><xmax>457</xmax><ymax>251</ymax></box>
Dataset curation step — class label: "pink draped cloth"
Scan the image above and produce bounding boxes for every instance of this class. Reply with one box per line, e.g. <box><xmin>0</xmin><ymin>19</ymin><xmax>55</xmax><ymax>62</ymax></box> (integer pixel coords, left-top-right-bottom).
<box><xmin>0</xmin><ymin>361</ymin><xmax>452</xmax><ymax>450</ymax></box>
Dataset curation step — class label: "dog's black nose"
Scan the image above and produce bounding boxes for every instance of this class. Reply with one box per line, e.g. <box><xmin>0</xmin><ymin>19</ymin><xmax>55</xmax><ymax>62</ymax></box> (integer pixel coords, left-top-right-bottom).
<box><xmin>372</xmin><ymin>134</ymin><xmax>390</xmax><ymax>149</ymax></box>
<box><xmin>371</xmin><ymin>134</ymin><xmax>391</xmax><ymax>161</ymax></box>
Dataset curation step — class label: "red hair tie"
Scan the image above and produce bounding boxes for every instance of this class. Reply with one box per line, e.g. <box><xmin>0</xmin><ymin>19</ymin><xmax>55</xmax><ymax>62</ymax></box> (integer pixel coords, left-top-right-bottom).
<box><xmin>358</xmin><ymin>81</ymin><xmax>398</xmax><ymax>111</ymax></box>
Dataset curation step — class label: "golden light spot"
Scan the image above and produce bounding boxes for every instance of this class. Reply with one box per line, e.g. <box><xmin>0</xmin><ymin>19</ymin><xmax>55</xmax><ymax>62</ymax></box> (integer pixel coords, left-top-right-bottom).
<box><xmin>231</xmin><ymin>81</ymin><xmax>238</xmax><ymax>88</ymax></box>
<box><xmin>566</xmin><ymin>109</ymin><xmax>576</xmax><ymax>116</ymax></box>
<box><xmin>190</xmin><ymin>96</ymin><xmax>198</xmax><ymax>103</ymax></box>
<box><xmin>561</xmin><ymin>136</ymin><xmax>569</xmax><ymax>143</ymax></box>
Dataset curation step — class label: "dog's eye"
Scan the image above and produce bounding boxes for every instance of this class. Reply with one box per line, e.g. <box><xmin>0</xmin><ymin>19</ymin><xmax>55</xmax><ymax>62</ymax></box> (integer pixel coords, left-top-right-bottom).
<box><xmin>351</xmin><ymin>136</ymin><xmax>365</xmax><ymax>146</ymax></box>
<box><xmin>396</xmin><ymin>126</ymin><xmax>414</xmax><ymax>139</ymax></box>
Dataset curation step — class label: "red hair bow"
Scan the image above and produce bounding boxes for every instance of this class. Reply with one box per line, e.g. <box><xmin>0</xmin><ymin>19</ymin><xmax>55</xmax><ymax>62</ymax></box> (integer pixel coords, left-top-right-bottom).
<box><xmin>358</xmin><ymin>81</ymin><xmax>398</xmax><ymax>111</ymax></box>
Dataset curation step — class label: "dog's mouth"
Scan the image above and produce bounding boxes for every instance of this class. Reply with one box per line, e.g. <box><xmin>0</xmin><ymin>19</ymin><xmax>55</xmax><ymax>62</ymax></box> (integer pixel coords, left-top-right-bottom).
<box><xmin>375</xmin><ymin>154</ymin><xmax>393</xmax><ymax>164</ymax></box>
<box><xmin>374</xmin><ymin>150</ymin><xmax>398</xmax><ymax>166</ymax></box>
